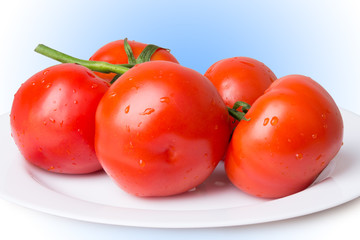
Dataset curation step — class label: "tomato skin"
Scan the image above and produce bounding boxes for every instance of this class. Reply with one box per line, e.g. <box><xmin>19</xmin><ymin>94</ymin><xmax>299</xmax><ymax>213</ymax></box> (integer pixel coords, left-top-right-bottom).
<box><xmin>10</xmin><ymin>63</ymin><xmax>110</xmax><ymax>174</ymax></box>
<box><xmin>89</xmin><ymin>39</ymin><xmax>179</xmax><ymax>81</ymax></box>
<box><xmin>225</xmin><ymin>75</ymin><xmax>343</xmax><ymax>198</ymax></box>
<box><xmin>204</xmin><ymin>57</ymin><xmax>276</xmax><ymax>129</ymax></box>
<box><xmin>95</xmin><ymin>61</ymin><xmax>231</xmax><ymax>197</ymax></box>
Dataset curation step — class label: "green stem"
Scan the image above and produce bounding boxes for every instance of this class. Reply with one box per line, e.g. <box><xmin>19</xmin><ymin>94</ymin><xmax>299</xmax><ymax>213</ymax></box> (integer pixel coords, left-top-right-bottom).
<box><xmin>34</xmin><ymin>44</ymin><xmax>133</xmax><ymax>75</ymax></box>
<box><xmin>227</xmin><ymin>101</ymin><xmax>251</xmax><ymax>122</ymax></box>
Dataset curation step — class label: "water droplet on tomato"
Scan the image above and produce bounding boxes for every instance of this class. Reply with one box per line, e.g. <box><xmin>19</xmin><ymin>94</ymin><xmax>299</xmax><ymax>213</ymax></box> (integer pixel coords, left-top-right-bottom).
<box><xmin>139</xmin><ymin>159</ymin><xmax>145</xmax><ymax>167</ymax></box>
<box><xmin>128</xmin><ymin>77</ymin><xmax>133</xmax><ymax>81</ymax></box>
<box><xmin>32</xmin><ymin>82</ymin><xmax>36</xmax><ymax>86</ymax></box>
<box><xmin>43</xmin><ymin>121</ymin><xmax>47</xmax><ymax>126</ymax></box>
<box><xmin>43</xmin><ymin>70</ymin><xmax>49</xmax><ymax>75</ymax></box>
<box><xmin>60</xmin><ymin>120</ymin><xmax>64</xmax><ymax>127</ymax></box>
<box><xmin>46</xmin><ymin>83</ymin><xmax>52</xmax><ymax>88</ymax></box>
<box><xmin>287</xmin><ymin>138</ymin><xmax>292</xmax><ymax>143</ymax></box>
<box><xmin>73</xmin><ymin>89</ymin><xmax>77</xmax><ymax>93</ymax></box>
<box><xmin>49</xmin><ymin>117</ymin><xmax>55</xmax><ymax>123</ymax></box>
<box><xmin>270</xmin><ymin>116</ymin><xmax>278</xmax><ymax>126</ymax></box>
<box><xmin>160</xmin><ymin>97</ymin><xmax>170</xmax><ymax>103</ymax></box>
<box><xmin>321</xmin><ymin>113</ymin><xmax>327</xmax><ymax>119</ymax></box>
<box><xmin>109</xmin><ymin>92</ymin><xmax>117</xmax><ymax>97</ymax></box>
<box><xmin>73</xmin><ymin>100</ymin><xmax>78</xmax><ymax>104</ymax></box>
<box><xmin>48</xmin><ymin>166</ymin><xmax>55</xmax><ymax>171</ymax></box>
<box><xmin>125</xmin><ymin>105</ymin><xmax>130</xmax><ymax>113</ymax></box>
<box><xmin>263</xmin><ymin>118</ymin><xmax>269</xmax><ymax>126</ymax></box>
<box><xmin>91</xmin><ymin>83</ymin><xmax>98</xmax><ymax>89</ymax></box>
<box><xmin>323</xmin><ymin>124</ymin><xmax>328</xmax><ymax>129</ymax></box>
<box><xmin>296</xmin><ymin>153</ymin><xmax>303</xmax><ymax>160</ymax></box>
<box><xmin>316</xmin><ymin>154</ymin><xmax>322</xmax><ymax>160</ymax></box>
<box><xmin>129</xmin><ymin>141</ymin><xmax>134</xmax><ymax>148</ymax></box>
<box><xmin>141</xmin><ymin>108</ymin><xmax>155</xmax><ymax>115</ymax></box>
<box><xmin>312</xmin><ymin>133</ymin><xmax>318</xmax><ymax>139</ymax></box>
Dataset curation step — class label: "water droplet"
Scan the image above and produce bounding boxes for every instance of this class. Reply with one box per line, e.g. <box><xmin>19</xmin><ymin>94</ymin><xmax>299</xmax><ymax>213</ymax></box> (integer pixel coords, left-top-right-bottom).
<box><xmin>321</xmin><ymin>113</ymin><xmax>327</xmax><ymax>119</ymax></box>
<box><xmin>46</xmin><ymin>83</ymin><xmax>52</xmax><ymax>88</ymax></box>
<box><xmin>73</xmin><ymin>100</ymin><xmax>78</xmax><ymax>104</ymax></box>
<box><xmin>91</xmin><ymin>83</ymin><xmax>98</xmax><ymax>89</ymax></box>
<box><xmin>43</xmin><ymin>121</ymin><xmax>47</xmax><ymax>126</ymax></box>
<box><xmin>141</xmin><ymin>108</ymin><xmax>155</xmax><ymax>115</ymax></box>
<box><xmin>128</xmin><ymin>77</ymin><xmax>133</xmax><ymax>81</ymax></box>
<box><xmin>125</xmin><ymin>105</ymin><xmax>130</xmax><ymax>113</ymax></box>
<box><xmin>263</xmin><ymin>118</ymin><xmax>269</xmax><ymax>126</ymax></box>
<box><xmin>129</xmin><ymin>141</ymin><xmax>134</xmax><ymax>148</ymax></box>
<box><xmin>160</xmin><ymin>97</ymin><xmax>170</xmax><ymax>104</ymax></box>
<box><xmin>312</xmin><ymin>133</ymin><xmax>318</xmax><ymax>139</ymax></box>
<box><xmin>321</xmin><ymin>161</ymin><xmax>325</xmax><ymax>166</ymax></box>
<box><xmin>316</xmin><ymin>154</ymin><xmax>322</xmax><ymax>160</ymax></box>
<box><xmin>139</xmin><ymin>159</ymin><xmax>145</xmax><ymax>167</ymax></box>
<box><xmin>48</xmin><ymin>166</ymin><xmax>55</xmax><ymax>171</ymax></box>
<box><xmin>323</xmin><ymin>124</ymin><xmax>328</xmax><ymax>129</ymax></box>
<box><xmin>270</xmin><ymin>116</ymin><xmax>278</xmax><ymax>126</ymax></box>
<box><xmin>32</xmin><ymin>82</ymin><xmax>36</xmax><ymax>86</ymax></box>
<box><xmin>49</xmin><ymin>117</ymin><xmax>55</xmax><ymax>123</ymax></box>
<box><xmin>73</xmin><ymin>89</ymin><xmax>77</xmax><ymax>93</ymax></box>
<box><xmin>109</xmin><ymin>92</ymin><xmax>117</xmax><ymax>97</ymax></box>
<box><xmin>188</xmin><ymin>187</ymin><xmax>196</xmax><ymax>192</ymax></box>
<box><xmin>287</xmin><ymin>138</ymin><xmax>292</xmax><ymax>143</ymax></box>
<box><xmin>296</xmin><ymin>153</ymin><xmax>303</xmax><ymax>160</ymax></box>
<box><xmin>41</xmin><ymin>79</ymin><xmax>45</xmax><ymax>84</ymax></box>
<box><xmin>60</xmin><ymin>120</ymin><xmax>64</xmax><ymax>127</ymax></box>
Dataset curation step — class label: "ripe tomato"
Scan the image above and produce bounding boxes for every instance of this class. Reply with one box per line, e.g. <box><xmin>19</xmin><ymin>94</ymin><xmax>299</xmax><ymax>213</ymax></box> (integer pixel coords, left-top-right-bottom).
<box><xmin>10</xmin><ymin>63</ymin><xmax>110</xmax><ymax>174</ymax></box>
<box><xmin>204</xmin><ymin>57</ymin><xmax>277</xmax><ymax>129</ymax></box>
<box><xmin>89</xmin><ymin>39</ymin><xmax>179</xmax><ymax>81</ymax></box>
<box><xmin>95</xmin><ymin>61</ymin><xmax>231</xmax><ymax>197</ymax></box>
<box><xmin>225</xmin><ymin>75</ymin><xmax>343</xmax><ymax>198</ymax></box>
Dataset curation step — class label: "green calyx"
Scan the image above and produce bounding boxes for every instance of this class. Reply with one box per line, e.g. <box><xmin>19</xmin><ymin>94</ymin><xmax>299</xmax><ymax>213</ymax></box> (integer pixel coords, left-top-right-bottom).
<box><xmin>123</xmin><ymin>38</ymin><xmax>164</xmax><ymax>64</ymax></box>
<box><xmin>227</xmin><ymin>101</ymin><xmax>251</xmax><ymax>122</ymax></box>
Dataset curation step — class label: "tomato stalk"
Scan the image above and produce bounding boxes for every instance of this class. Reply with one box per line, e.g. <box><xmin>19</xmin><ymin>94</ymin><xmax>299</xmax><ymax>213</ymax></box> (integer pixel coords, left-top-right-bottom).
<box><xmin>35</xmin><ymin>44</ymin><xmax>133</xmax><ymax>75</ymax></box>
<box><xmin>227</xmin><ymin>101</ymin><xmax>251</xmax><ymax>122</ymax></box>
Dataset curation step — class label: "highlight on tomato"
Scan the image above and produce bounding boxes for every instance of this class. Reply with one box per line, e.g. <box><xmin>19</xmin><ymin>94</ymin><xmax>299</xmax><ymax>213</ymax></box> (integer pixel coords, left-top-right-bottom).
<box><xmin>225</xmin><ymin>74</ymin><xmax>344</xmax><ymax>199</ymax></box>
<box><xmin>205</xmin><ymin>57</ymin><xmax>277</xmax><ymax>129</ymax></box>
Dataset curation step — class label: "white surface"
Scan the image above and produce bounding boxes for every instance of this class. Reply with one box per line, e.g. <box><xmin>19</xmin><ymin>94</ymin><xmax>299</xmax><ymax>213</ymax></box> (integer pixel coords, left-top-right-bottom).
<box><xmin>0</xmin><ymin>109</ymin><xmax>359</xmax><ymax>228</ymax></box>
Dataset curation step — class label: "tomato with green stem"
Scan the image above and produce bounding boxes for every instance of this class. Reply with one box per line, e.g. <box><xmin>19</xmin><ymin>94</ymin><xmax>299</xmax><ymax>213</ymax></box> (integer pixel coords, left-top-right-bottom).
<box><xmin>225</xmin><ymin>75</ymin><xmax>344</xmax><ymax>198</ymax></box>
<box><xmin>90</xmin><ymin>38</ymin><xmax>179</xmax><ymax>81</ymax></box>
<box><xmin>95</xmin><ymin>61</ymin><xmax>232</xmax><ymax>197</ymax></box>
<box><xmin>205</xmin><ymin>57</ymin><xmax>276</xmax><ymax>129</ymax></box>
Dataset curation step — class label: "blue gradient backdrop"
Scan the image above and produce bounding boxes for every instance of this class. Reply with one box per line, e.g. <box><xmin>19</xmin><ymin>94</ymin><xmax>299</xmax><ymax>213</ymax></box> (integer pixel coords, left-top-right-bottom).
<box><xmin>1</xmin><ymin>0</ymin><xmax>359</xmax><ymax>114</ymax></box>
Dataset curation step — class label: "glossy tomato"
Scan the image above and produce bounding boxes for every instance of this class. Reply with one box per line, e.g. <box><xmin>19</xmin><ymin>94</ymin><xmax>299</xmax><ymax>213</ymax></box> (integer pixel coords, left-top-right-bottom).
<box><xmin>95</xmin><ymin>61</ymin><xmax>231</xmax><ymax>197</ymax></box>
<box><xmin>89</xmin><ymin>39</ymin><xmax>179</xmax><ymax>81</ymax></box>
<box><xmin>225</xmin><ymin>75</ymin><xmax>343</xmax><ymax>198</ymax></box>
<box><xmin>10</xmin><ymin>63</ymin><xmax>110</xmax><ymax>174</ymax></box>
<box><xmin>205</xmin><ymin>57</ymin><xmax>277</xmax><ymax>129</ymax></box>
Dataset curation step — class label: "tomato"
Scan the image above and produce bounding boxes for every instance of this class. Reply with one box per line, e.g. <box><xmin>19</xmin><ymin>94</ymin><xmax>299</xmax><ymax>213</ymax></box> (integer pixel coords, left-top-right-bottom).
<box><xmin>89</xmin><ymin>39</ymin><xmax>179</xmax><ymax>81</ymax></box>
<box><xmin>225</xmin><ymin>75</ymin><xmax>343</xmax><ymax>198</ymax></box>
<box><xmin>10</xmin><ymin>63</ymin><xmax>110</xmax><ymax>174</ymax></box>
<box><xmin>95</xmin><ymin>61</ymin><xmax>231</xmax><ymax>197</ymax></box>
<box><xmin>204</xmin><ymin>57</ymin><xmax>277</xmax><ymax>129</ymax></box>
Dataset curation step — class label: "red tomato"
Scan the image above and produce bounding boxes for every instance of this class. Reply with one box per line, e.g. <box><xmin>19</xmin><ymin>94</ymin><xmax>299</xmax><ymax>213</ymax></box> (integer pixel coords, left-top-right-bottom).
<box><xmin>10</xmin><ymin>63</ymin><xmax>110</xmax><ymax>174</ymax></box>
<box><xmin>225</xmin><ymin>75</ymin><xmax>343</xmax><ymax>198</ymax></box>
<box><xmin>205</xmin><ymin>57</ymin><xmax>277</xmax><ymax>129</ymax></box>
<box><xmin>95</xmin><ymin>61</ymin><xmax>231</xmax><ymax>197</ymax></box>
<box><xmin>89</xmin><ymin>39</ymin><xmax>179</xmax><ymax>81</ymax></box>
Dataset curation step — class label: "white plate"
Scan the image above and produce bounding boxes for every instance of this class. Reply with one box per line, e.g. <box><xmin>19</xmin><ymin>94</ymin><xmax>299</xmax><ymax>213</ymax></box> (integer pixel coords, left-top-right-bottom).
<box><xmin>0</xmin><ymin>109</ymin><xmax>359</xmax><ymax>228</ymax></box>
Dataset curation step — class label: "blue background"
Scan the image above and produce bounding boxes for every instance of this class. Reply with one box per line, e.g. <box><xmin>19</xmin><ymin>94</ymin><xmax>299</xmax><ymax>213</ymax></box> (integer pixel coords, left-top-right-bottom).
<box><xmin>1</xmin><ymin>0</ymin><xmax>359</xmax><ymax>115</ymax></box>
